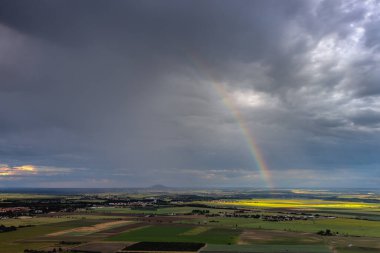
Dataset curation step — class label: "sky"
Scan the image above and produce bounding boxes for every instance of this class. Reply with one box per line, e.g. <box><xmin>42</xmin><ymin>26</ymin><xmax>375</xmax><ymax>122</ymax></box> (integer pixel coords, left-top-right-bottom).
<box><xmin>0</xmin><ymin>0</ymin><xmax>379</xmax><ymax>188</ymax></box>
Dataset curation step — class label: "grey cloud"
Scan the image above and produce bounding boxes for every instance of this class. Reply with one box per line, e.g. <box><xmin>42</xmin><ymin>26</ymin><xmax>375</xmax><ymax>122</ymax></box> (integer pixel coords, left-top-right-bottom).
<box><xmin>349</xmin><ymin>109</ymin><xmax>380</xmax><ymax>126</ymax></box>
<box><xmin>364</xmin><ymin>21</ymin><xmax>380</xmax><ymax>52</ymax></box>
<box><xmin>0</xmin><ymin>0</ymin><xmax>379</xmax><ymax>187</ymax></box>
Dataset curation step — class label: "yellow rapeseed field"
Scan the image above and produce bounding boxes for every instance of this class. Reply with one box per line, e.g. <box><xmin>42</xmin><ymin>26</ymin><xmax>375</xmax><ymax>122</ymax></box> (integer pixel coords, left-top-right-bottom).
<box><xmin>211</xmin><ymin>199</ymin><xmax>380</xmax><ymax>210</ymax></box>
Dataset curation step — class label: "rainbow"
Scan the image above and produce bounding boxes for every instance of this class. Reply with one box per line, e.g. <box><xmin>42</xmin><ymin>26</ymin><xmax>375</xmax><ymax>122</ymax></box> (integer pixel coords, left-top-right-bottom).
<box><xmin>188</xmin><ymin>53</ymin><xmax>273</xmax><ymax>188</ymax></box>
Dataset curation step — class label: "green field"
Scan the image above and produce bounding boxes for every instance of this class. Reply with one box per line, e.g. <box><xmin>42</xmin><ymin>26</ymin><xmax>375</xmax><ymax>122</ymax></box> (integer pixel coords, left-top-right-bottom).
<box><xmin>336</xmin><ymin>247</ymin><xmax>380</xmax><ymax>253</ymax></box>
<box><xmin>0</xmin><ymin>216</ymin><xmax>76</xmax><ymax>227</ymax></box>
<box><xmin>108</xmin><ymin>224</ymin><xmax>240</xmax><ymax>244</ymax></box>
<box><xmin>203</xmin><ymin>244</ymin><xmax>331</xmax><ymax>253</ymax></box>
<box><xmin>0</xmin><ymin>215</ymin><xmax>123</xmax><ymax>227</ymax></box>
<box><xmin>181</xmin><ymin>216</ymin><xmax>380</xmax><ymax>237</ymax></box>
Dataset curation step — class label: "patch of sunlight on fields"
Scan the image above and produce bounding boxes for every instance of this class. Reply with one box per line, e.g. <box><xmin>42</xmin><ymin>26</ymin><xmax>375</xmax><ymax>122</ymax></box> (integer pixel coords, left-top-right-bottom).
<box><xmin>47</xmin><ymin>220</ymin><xmax>132</xmax><ymax>236</ymax></box>
<box><xmin>180</xmin><ymin>226</ymin><xmax>210</xmax><ymax>236</ymax></box>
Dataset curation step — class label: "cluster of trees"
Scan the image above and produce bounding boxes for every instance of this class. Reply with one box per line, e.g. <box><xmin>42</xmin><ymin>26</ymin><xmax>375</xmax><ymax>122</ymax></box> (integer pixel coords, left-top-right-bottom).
<box><xmin>24</xmin><ymin>248</ymin><xmax>63</xmax><ymax>253</ymax></box>
<box><xmin>223</xmin><ymin>214</ymin><xmax>261</xmax><ymax>219</ymax></box>
<box><xmin>124</xmin><ymin>242</ymin><xmax>206</xmax><ymax>251</ymax></box>
<box><xmin>0</xmin><ymin>224</ymin><xmax>17</xmax><ymax>233</ymax></box>
<box><xmin>317</xmin><ymin>229</ymin><xmax>336</xmax><ymax>236</ymax></box>
<box><xmin>0</xmin><ymin>224</ymin><xmax>34</xmax><ymax>233</ymax></box>
<box><xmin>59</xmin><ymin>241</ymin><xmax>81</xmax><ymax>245</ymax></box>
<box><xmin>191</xmin><ymin>209</ymin><xmax>210</xmax><ymax>215</ymax></box>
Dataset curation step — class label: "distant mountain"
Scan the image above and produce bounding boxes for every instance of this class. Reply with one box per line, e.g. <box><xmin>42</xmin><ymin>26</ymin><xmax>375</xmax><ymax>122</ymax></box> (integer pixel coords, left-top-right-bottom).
<box><xmin>147</xmin><ymin>184</ymin><xmax>172</xmax><ymax>190</ymax></box>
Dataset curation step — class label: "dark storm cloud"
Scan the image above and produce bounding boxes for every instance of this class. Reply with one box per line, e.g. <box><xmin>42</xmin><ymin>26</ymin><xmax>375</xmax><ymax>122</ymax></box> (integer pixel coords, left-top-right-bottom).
<box><xmin>350</xmin><ymin>109</ymin><xmax>380</xmax><ymax>126</ymax></box>
<box><xmin>0</xmin><ymin>0</ymin><xmax>379</xmax><ymax>187</ymax></box>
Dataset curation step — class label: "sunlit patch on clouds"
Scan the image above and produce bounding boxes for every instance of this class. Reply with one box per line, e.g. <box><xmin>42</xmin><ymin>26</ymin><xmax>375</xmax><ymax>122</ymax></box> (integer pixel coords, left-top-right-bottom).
<box><xmin>0</xmin><ymin>164</ymin><xmax>37</xmax><ymax>176</ymax></box>
<box><xmin>232</xmin><ymin>89</ymin><xmax>278</xmax><ymax>108</ymax></box>
<box><xmin>0</xmin><ymin>164</ymin><xmax>72</xmax><ymax>178</ymax></box>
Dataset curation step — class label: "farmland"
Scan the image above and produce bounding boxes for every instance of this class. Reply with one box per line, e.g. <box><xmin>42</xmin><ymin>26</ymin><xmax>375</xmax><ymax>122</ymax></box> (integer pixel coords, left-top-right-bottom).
<box><xmin>181</xmin><ymin>216</ymin><xmax>380</xmax><ymax>237</ymax></box>
<box><xmin>0</xmin><ymin>188</ymin><xmax>379</xmax><ymax>253</ymax></box>
<box><xmin>108</xmin><ymin>225</ymin><xmax>240</xmax><ymax>244</ymax></box>
<box><xmin>211</xmin><ymin>199</ymin><xmax>380</xmax><ymax>210</ymax></box>
<box><xmin>203</xmin><ymin>244</ymin><xmax>331</xmax><ymax>253</ymax></box>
